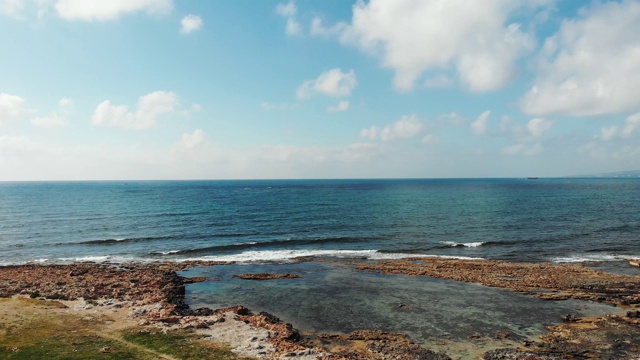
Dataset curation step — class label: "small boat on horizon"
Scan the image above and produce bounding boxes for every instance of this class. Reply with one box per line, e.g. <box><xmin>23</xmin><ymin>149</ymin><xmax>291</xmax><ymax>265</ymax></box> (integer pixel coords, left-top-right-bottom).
<box><xmin>527</xmin><ymin>177</ymin><xmax>539</xmax><ymax>180</ymax></box>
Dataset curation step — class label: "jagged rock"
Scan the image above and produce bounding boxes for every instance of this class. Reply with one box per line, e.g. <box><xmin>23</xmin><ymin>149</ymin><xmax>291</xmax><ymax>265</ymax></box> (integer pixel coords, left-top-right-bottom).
<box><xmin>626</xmin><ymin>310</ymin><xmax>640</xmax><ymax>318</ymax></box>
<box><xmin>483</xmin><ymin>348</ymin><xmax>562</xmax><ymax>359</ymax></box>
<box><xmin>232</xmin><ymin>273</ymin><xmax>302</xmax><ymax>280</ymax></box>
<box><xmin>192</xmin><ymin>307</ymin><xmax>214</xmax><ymax>316</ymax></box>
<box><xmin>354</xmin><ymin>258</ymin><xmax>640</xmax><ymax>307</ymax></box>
<box><xmin>560</xmin><ymin>314</ymin><xmax>579</xmax><ymax>322</ymax></box>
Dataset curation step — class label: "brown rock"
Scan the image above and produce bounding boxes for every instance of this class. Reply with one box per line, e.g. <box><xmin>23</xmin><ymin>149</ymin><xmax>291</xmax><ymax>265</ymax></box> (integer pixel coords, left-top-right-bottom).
<box><xmin>232</xmin><ymin>273</ymin><xmax>302</xmax><ymax>280</ymax></box>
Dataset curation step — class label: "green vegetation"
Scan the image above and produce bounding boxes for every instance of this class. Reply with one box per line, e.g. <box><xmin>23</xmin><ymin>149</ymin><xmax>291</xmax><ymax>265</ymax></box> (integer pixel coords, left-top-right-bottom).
<box><xmin>123</xmin><ymin>329</ymin><xmax>254</xmax><ymax>360</ymax></box>
<box><xmin>0</xmin><ymin>318</ymin><xmax>144</xmax><ymax>360</ymax></box>
<box><xmin>0</xmin><ymin>298</ymin><xmax>253</xmax><ymax>360</ymax></box>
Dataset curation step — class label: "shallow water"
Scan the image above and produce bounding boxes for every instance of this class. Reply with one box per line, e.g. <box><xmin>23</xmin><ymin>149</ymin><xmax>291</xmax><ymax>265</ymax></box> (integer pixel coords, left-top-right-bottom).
<box><xmin>183</xmin><ymin>261</ymin><xmax>621</xmax><ymax>346</ymax></box>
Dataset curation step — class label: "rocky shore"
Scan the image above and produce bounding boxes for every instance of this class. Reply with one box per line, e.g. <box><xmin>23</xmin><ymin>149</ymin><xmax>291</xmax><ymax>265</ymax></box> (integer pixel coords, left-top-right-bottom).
<box><xmin>354</xmin><ymin>258</ymin><xmax>640</xmax><ymax>307</ymax></box>
<box><xmin>1</xmin><ymin>259</ymin><xmax>639</xmax><ymax>359</ymax></box>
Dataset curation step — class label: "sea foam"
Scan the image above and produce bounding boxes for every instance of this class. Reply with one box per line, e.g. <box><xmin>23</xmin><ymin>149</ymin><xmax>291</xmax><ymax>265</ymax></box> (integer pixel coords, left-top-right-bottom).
<box><xmin>180</xmin><ymin>249</ymin><xmax>484</xmax><ymax>264</ymax></box>
<box><xmin>440</xmin><ymin>241</ymin><xmax>485</xmax><ymax>248</ymax></box>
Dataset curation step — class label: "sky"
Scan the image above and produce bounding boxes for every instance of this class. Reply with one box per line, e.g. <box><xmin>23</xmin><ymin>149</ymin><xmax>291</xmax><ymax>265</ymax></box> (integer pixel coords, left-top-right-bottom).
<box><xmin>1</xmin><ymin>0</ymin><xmax>640</xmax><ymax>180</ymax></box>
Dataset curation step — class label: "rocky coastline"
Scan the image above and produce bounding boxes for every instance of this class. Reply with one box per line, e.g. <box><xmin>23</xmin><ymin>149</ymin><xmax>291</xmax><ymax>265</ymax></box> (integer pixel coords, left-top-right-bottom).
<box><xmin>1</xmin><ymin>259</ymin><xmax>639</xmax><ymax>359</ymax></box>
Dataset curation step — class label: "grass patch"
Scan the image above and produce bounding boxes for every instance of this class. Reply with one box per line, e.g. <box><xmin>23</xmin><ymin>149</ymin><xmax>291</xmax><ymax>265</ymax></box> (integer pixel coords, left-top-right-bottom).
<box><xmin>0</xmin><ymin>298</ymin><xmax>254</xmax><ymax>360</ymax></box>
<box><xmin>122</xmin><ymin>329</ymin><xmax>254</xmax><ymax>360</ymax></box>
<box><xmin>0</xmin><ymin>318</ymin><xmax>151</xmax><ymax>360</ymax></box>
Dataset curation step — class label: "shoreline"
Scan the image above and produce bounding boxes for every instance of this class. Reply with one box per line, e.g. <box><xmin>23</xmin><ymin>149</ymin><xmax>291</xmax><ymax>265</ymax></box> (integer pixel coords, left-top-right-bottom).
<box><xmin>1</xmin><ymin>258</ymin><xmax>639</xmax><ymax>359</ymax></box>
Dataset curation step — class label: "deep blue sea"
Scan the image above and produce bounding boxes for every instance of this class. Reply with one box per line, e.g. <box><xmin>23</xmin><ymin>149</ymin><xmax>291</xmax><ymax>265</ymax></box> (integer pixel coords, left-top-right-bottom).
<box><xmin>1</xmin><ymin>178</ymin><xmax>639</xmax><ymax>266</ymax></box>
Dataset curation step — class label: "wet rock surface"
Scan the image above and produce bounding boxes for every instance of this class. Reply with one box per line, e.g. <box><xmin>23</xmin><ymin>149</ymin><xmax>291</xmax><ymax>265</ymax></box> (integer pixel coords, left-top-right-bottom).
<box><xmin>311</xmin><ymin>330</ymin><xmax>451</xmax><ymax>360</ymax></box>
<box><xmin>354</xmin><ymin>258</ymin><xmax>640</xmax><ymax>307</ymax></box>
<box><xmin>486</xmin><ymin>315</ymin><xmax>640</xmax><ymax>359</ymax></box>
<box><xmin>233</xmin><ymin>273</ymin><xmax>303</xmax><ymax>280</ymax></box>
<box><xmin>0</xmin><ymin>263</ymin><xmax>191</xmax><ymax>317</ymax></box>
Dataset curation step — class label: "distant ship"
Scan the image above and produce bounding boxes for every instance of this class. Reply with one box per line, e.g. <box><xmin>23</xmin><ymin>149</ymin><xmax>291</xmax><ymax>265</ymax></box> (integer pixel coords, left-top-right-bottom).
<box><xmin>527</xmin><ymin>177</ymin><xmax>539</xmax><ymax>180</ymax></box>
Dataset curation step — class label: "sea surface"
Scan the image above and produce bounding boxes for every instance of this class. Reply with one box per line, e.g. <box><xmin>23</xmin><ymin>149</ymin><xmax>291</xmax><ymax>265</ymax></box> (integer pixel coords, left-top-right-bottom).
<box><xmin>2</xmin><ymin>178</ymin><xmax>638</xmax><ymax>356</ymax></box>
<box><xmin>1</xmin><ymin>178</ymin><xmax>638</xmax><ymax>266</ymax></box>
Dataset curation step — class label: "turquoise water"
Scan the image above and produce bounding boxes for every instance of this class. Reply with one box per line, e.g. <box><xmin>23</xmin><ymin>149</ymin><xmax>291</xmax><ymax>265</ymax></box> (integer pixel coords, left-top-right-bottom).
<box><xmin>1</xmin><ymin>178</ymin><xmax>639</xmax><ymax>265</ymax></box>
<box><xmin>183</xmin><ymin>261</ymin><xmax>621</xmax><ymax>344</ymax></box>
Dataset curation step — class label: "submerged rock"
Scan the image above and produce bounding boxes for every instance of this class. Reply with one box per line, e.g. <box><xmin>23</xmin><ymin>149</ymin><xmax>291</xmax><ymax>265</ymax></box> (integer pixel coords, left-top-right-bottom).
<box><xmin>232</xmin><ymin>273</ymin><xmax>302</xmax><ymax>280</ymax></box>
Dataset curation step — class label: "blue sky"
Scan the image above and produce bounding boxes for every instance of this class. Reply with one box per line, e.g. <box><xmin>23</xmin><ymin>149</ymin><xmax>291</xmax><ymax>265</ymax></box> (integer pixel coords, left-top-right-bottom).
<box><xmin>1</xmin><ymin>0</ymin><xmax>640</xmax><ymax>180</ymax></box>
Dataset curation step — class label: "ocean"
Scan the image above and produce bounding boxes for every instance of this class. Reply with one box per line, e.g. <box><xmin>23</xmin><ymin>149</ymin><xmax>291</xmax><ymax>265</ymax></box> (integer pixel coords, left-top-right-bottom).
<box><xmin>1</xmin><ymin>178</ymin><xmax>638</xmax><ymax>266</ymax></box>
<box><xmin>2</xmin><ymin>178</ymin><xmax>638</xmax><ymax>356</ymax></box>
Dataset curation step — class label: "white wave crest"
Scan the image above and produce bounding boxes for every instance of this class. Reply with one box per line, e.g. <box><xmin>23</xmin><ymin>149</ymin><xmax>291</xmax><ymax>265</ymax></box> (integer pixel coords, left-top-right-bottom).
<box><xmin>180</xmin><ymin>249</ymin><xmax>484</xmax><ymax>263</ymax></box>
<box><xmin>441</xmin><ymin>241</ymin><xmax>485</xmax><ymax>248</ymax></box>
<box><xmin>552</xmin><ymin>254</ymin><xmax>639</xmax><ymax>263</ymax></box>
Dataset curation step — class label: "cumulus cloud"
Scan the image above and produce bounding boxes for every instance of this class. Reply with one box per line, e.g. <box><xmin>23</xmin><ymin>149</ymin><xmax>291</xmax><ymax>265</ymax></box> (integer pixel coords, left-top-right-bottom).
<box><xmin>526</xmin><ymin>118</ymin><xmax>552</xmax><ymax>138</ymax></box>
<box><xmin>421</xmin><ymin>134</ymin><xmax>440</xmax><ymax>145</ymax></box>
<box><xmin>600</xmin><ymin>112</ymin><xmax>640</xmax><ymax>141</ymax></box>
<box><xmin>424</xmin><ymin>74</ymin><xmax>454</xmax><ymax>89</ymax></box>
<box><xmin>275</xmin><ymin>1</ymin><xmax>296</xmax><ymax>17</ymax></box>
<box><xmin>55</xmin><ymin>0</ymin><xmax>172</xmax><ymax>21</ymax></box>
<box><xmin>285</xmin><ymin>18</ymin><xmax>302</xmax><ymax>36</ymax></box>
<box><xmin>310</xmin><ymin>17</ymin><xmax>347</xmax><ymax>37</ymax></box>
<box><xmin>30</xmin><ymin>97</ymin><xmax>73</xmax><ymax>128</ymax></box>
<box><xmin>316</xmin><ymin>0</ymin><xmax>544</xmax><ymax>92</ymax></box>
<box><xmin>275</xmin><ymin>1</ymin><xmax>301</xmax><ymax>36</ymax></box>
<box><xmin>471</xmin><ymin>110</ymin><xmax>491</xmax><ymax>135</ymax></box>
<box><xmin>501</xmin><ymin>117</ymin><xmax>553</xmax><ymax>156</ymax></box>
<box><xmin>58</xmin><ymin>97</ymin><xmax>73</xmax><ymax>108</ymax></box>
<box><xmin>0</xmin><ymin>0</ymin><xmax>25</xmax><ymax>17</ymax></box>
<box><xmin>521</xmin><ymin>0</ymin><xmax>640</xmax><ymax>116</ymax></box>
<box><xmin>31</xmin><ymin>112</ymin><xmax>67</xmax><ymax>128</ymax></box>
<box><xmin>327</xmin><ymin>100</ymin><xmax>349</xmax><ymax>113</ymax></box>
<box><xmin>180</xmin><ymin>14</ymin><xmax>202</xmax><ymax>34</ymax></box>
<box><xmin>297</xmin><ymin>68</ymin><xmax>357</xmax><ymax>99</ymax></box>
<box><xmin>0</xmin><ymin>93</ymin><xmax>28</xmax><ymax>124</ymax></box>
<box><xmin>361</xmin><ymin>114</ymin><xmax>424</xmax><ymax>142</ymax></box>
<box><xmin>91</xmin><ymin>91</ymin><xmax>178</xmax><ymax>130</ymax></box>
<box><xmin>176</xmin><ymin>129</ymin><xmax>205</xmax><ymax>150</ymax></box>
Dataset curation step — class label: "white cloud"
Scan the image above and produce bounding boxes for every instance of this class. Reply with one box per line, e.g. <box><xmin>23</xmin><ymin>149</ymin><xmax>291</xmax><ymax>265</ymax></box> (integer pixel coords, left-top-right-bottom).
<box><xmin>526</xmin><ymin>118</ymin><xmax>552</xmax><ymax>138</ymax></box>
<box><xmin>500</xmin><ymin>117</ymin><xmax>552</xmax><ymax>156</ymax></box>
<box><xmin>0</xmin><ymin>135</ymin><xmax>43</xmax><ymax>158</ymax></box>
<box><xmin>321</xmin><ymin>0</ymin><xmax>544</xmax><ymax>92</ymax></box>
<box><xmin>360</xmin><ymin>126</ymin><xmax>379</xmax><ymax>140</ymax></box>
<box><xmin>424</xmin><ymin>74</ymin><xmax>453</xmax><ymax>88</ymax></box>
<box><xmin>471</xmin><ymin>110</ymin><xmax>491</xmax><ymax>135</ymax></box>
<box><xmin>30</xmin><ymin>97</ymin><xmax>73</xmax><ymax>128</ymax></box>
<box><xmin>180</xmin><ymin>14</ymin><xmax>202</xmax><ymax>34</ymax></box>
<box><xmin>600</xmin><ymin>112</ymin><xmax>640</xmax><ymax>141</ymax></box>
<box><xmin>91</xmin><ymin>91</ymin><xmax>178</xmax><ymax>130</ymax></box>
<box><xmin>361</xmin><ymin>114</ymin><xmax>424</xmax><ymax>142</ymax></box>
<box><xmin>275</xmin><ymin>1</ymin><xmax>296</xmax><ymax>17</ymax></box>
<box><xmin>0</xmin><ymin>93</ymin><xmax>28</xmax><ymax>124</ymax></box>
<box><xmin>59</xmin><ymin>97</ymin><xmax>73</xmax><ymax>108</ymax></box>
<box><xmin>31</xmin><ymin>112</ymin><xmax>67</xmax><ymax>128</ymax></box>
<box><xmin>310</xmin><ymin>17</ymin><xmax>347</xmax><ymax>37</ymax></box>
<box><xmin>0</xmin><ymin>0</ymin><xmax>25</xmax><ymax>17</ymax></box>
<box><xmin>297</xmin><ymin>68</ymin><xmax>357</xmax><ymax>99</ymax></box>
<box><xmin>521</xmin><ymin>0</ymin><xmax>640</xmax><ymax>116</ymax></box>
<box><xmin>439</xmin><ymin>112</ymin><xmax>466</xmax><ymax>127</ymax></box>
<box><xmin>421</xmin><ymin>134</ymin><xmax>440</xmax><ymax>145</ymax></box>
<box><xmin>275</xmin><ymin>1</ymin><xmax>301</xmax><ymax>36</ymax></box>
<box><xmin>327</xmin><ymin>100</ymin><xmax>349</xmax><ymax>113</ymax></box>
<box><xmin>176</xmin><ymin>129</ymin><xmax>205</xmax><ymax>150</ymax></box>
<box><xmin>55</xmin><ymin>0</ymin><xmax>172</xmax><ymax>21</ymax></box>
<box><xmin>285</xmin><ymin>17</ymin><xmax>302</xmax><ymax>36</ymax></box>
